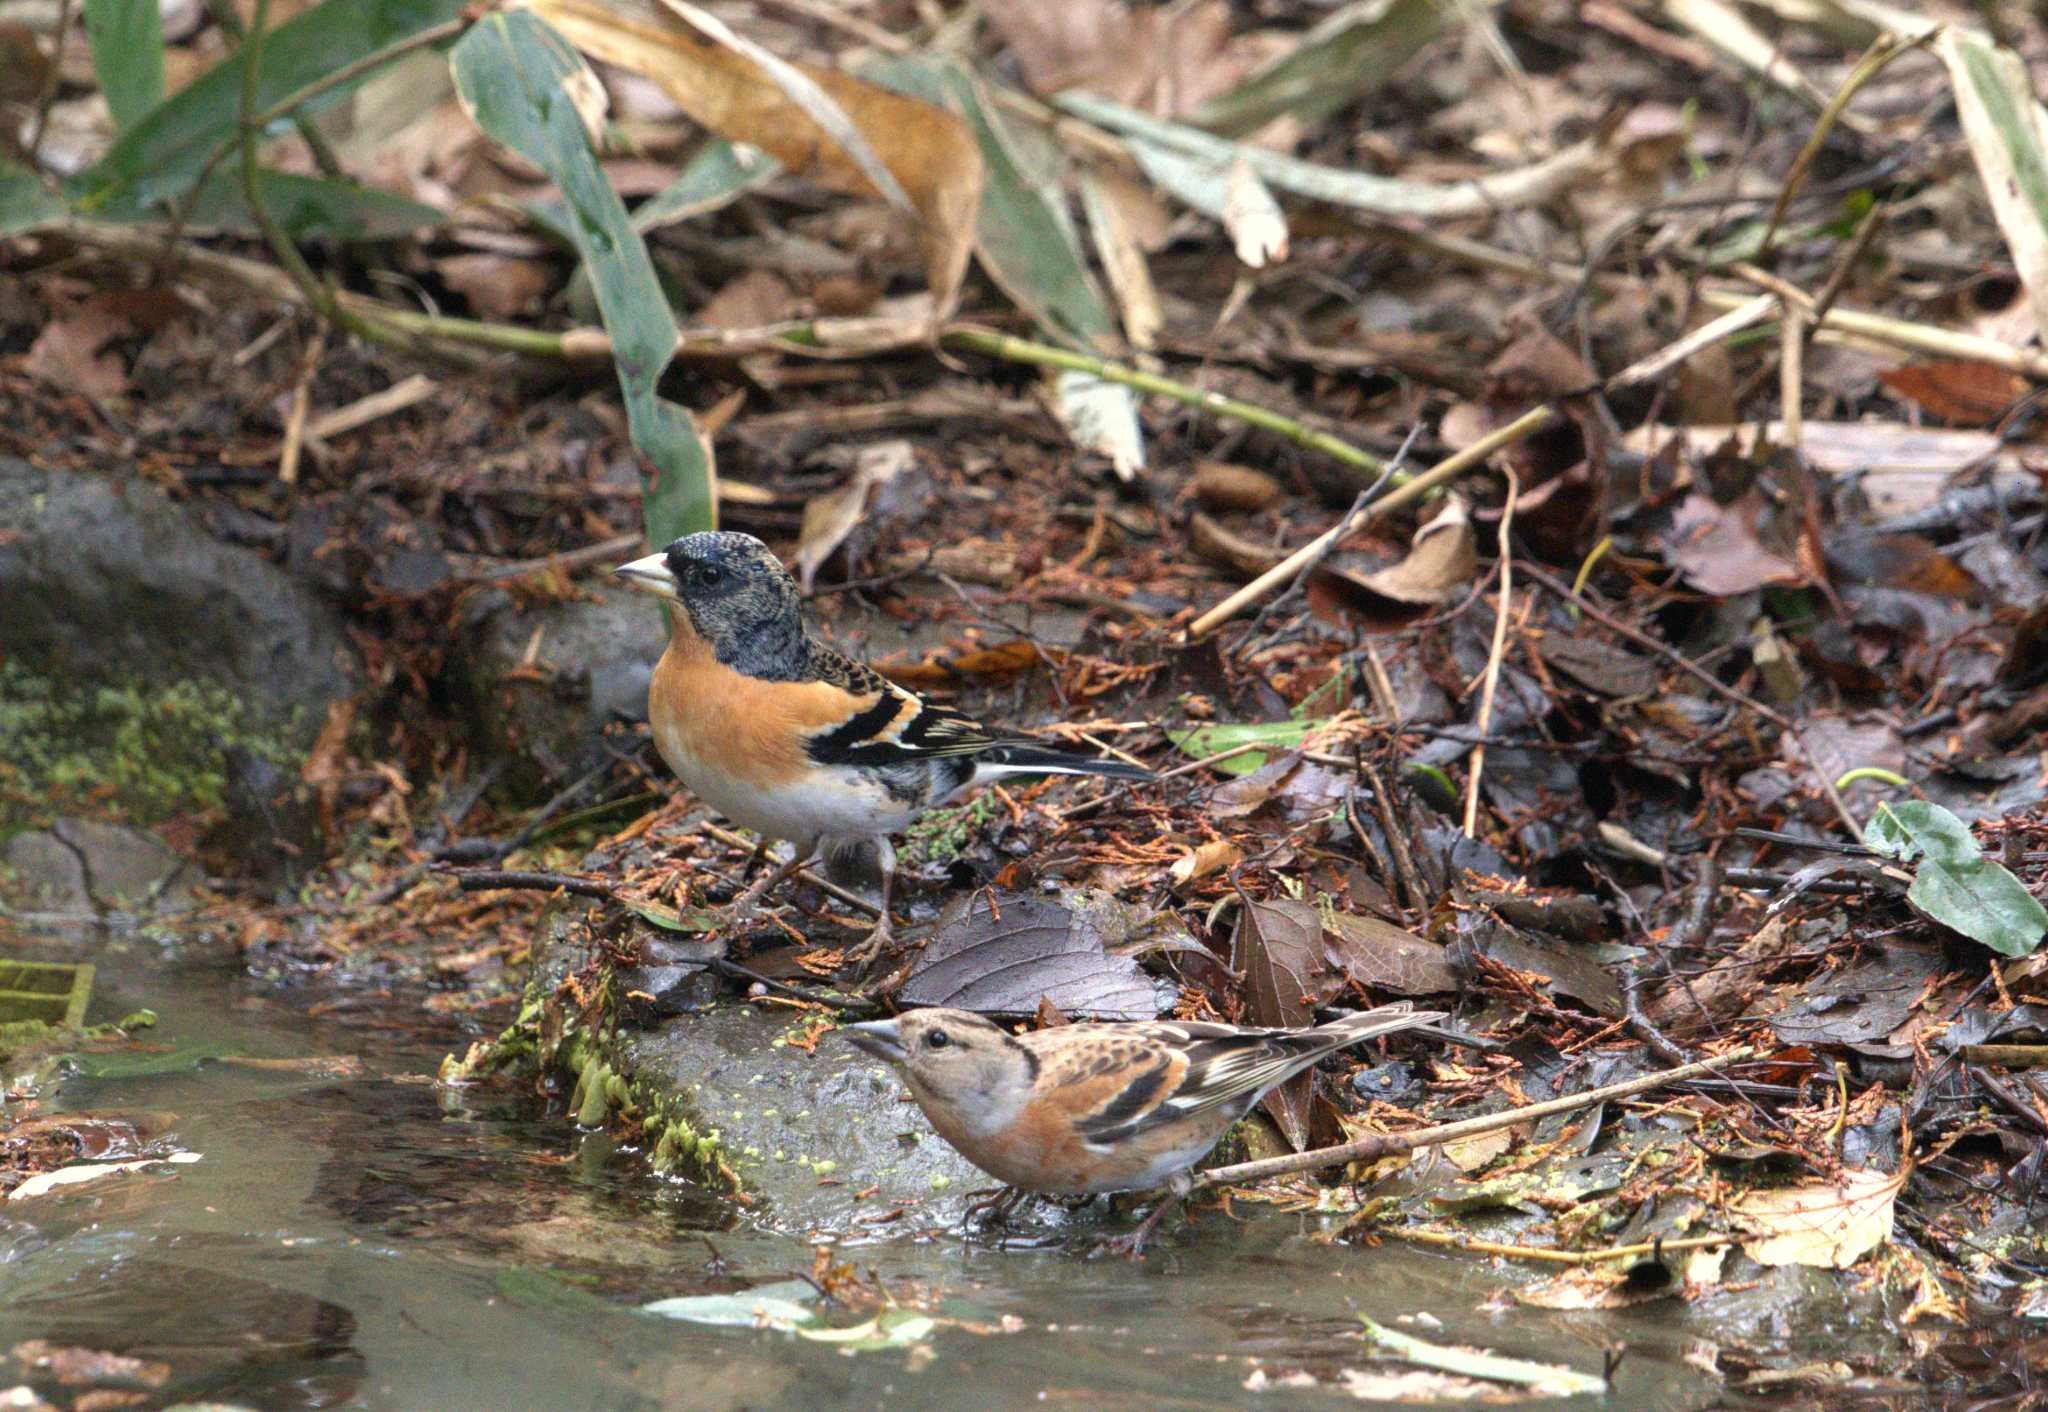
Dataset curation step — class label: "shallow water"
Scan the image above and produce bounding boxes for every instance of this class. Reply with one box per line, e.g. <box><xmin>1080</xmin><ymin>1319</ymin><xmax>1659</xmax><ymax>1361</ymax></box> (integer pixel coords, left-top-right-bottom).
<box><xmin>0</xmin><ymin>940</ymin><xmax>2006</xmax><ymax>1410</ymax></box>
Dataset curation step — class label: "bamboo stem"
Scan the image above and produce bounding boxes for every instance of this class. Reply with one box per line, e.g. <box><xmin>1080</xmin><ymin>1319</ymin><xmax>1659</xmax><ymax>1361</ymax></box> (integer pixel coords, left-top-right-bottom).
<box><xmin>939</xmin><ymin>324</ymin><xmax>1389</xmax><ymax>482</ymax></box>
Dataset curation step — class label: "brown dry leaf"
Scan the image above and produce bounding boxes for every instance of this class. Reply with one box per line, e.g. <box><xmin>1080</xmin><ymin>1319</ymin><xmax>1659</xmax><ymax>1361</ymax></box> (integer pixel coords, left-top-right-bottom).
<box><xmin>874</xmin><ymin>639</ymin><xmax>1050</xmax><ymax>690</ymax></box>
<box><xmin>22</xmin><ymin>289</ymin><xmax>182</xmax><ymax>400</ymax></box>
<box><xmin>1321</xmin><ymin>912</ymin><xmax>1456</xmax><ymax>996</ymax></box>
<box><xmin>1725</xmin><ymin>1167</ymin><xmax>1904</xmax><ymax>1268</ymax></box>
<box><xmin>793</xmin><ymin>439</ymin><xmax>916</xmax><ymax>591</ymax></box>
<box><xmin>1168</xmin><ymin>839</ymin><xmax>1241</xmax><ymax>888</ymax></box>
<box><xmin>1222</xmin><ymin>158</ymin><xmax>1288</xmax><ymax>267</ymax></box>
<box><xmin>1189</xmin><ymin>512</ymin><xmax>1284</xmax><ymax>579</ymax></box>
<box><xmin>1877</xmin><ymin>361</ymin><xmax>2026</xmax><ymax>425</ymax></box>
<box><xmin>1324</xmin><ymin>494</ymin><xmax>1477</xmax><ymax>607</ymax></box>
<box><xmin>693</xmin><ymin>268</ymin><xmax>804</xmax><ymax>330</ymax></box>
<box><xmin>436</xmin><ymin>252</ymin><xmax>555</xmax><ymax>322</ymax></box>
<box><xmin>529</xmin><ymin>0</ymin><xmax>981</xmax><ymax>316</ymax></box>
<box><xmin>1663</xmin><ymin>493</ymin><xmax>1804</xmax><ymax>597</ymax></box>
<box><xmin>1231</xmin><ymin>898</ymin><xmax>1328</xmax><ymax>1149</ymax></box>
<box><xmin>984</xmin><ymin>0</ymin><xmax>1263</xmax><ymax>119</ymax></box>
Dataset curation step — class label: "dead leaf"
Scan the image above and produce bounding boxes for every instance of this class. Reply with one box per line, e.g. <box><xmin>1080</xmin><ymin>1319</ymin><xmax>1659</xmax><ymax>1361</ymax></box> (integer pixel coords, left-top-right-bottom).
<box><xmin>22</xmin><ymin>290</ymin><xmax>183</xmax><ymax>400</ymax></box>
<box><xmin>693</xmin><ymin>268</ymin><xmax>803</xmax><ymax>329</ymax></box>
<box><xmin>983</xmin><ymin>0</ymin><xmax>1264</xmax><ymax>119</ymax></box>
<box><xmin>872</xmin><ymin>638</ymin><xmax>1048</xmax><ymax>689</ymax></box>
<box><xmin>792</xmin><ymin>440</ymin><xmax>923</xmax><ymax>591</ymax></box>
<box><xmin>1223</xmin><ymin>158</ymin><xmax>1287</xmax><ymax>267</ymax></box>
<box><xmin>1321</xmin><ymin>912</ymin><xmax>1457</xmax><ymax>996</ymax></box>
<box><xmin>1663</xmin><ymin>492</ymin><xmax>1804</xmax><ymax>596</ymax></box>
<box><xmin>1725</xmin><ymin>1167</ymin><xmax>1904</xmax><ymax>1268</ymax></box>
<box><xmin>1231</xmin><ymin>899</ymin><xmax>1329</xmax><ymax>1148</ymax></box>
<box><xmin>1877</xmin><ymin>361</ymin><xmax>2026</xmax><ymax>425</ymax></box>
<box><xmin>1169</xmin><ymin>839</ymin><xmax>1242</xmax><ymax>888</ymax></box>
<box><xmin>901</xmin><ymin>890</ymin><xmax>1162</xmax><ymax>1020</ymax></box>
<box><xmin>436</xmin><ymin>252</ymin><xmax>555</xmax><ymax>322</ymax></box>
<box><xmin>1193</xmin><ymin>461</ymin><xmax>1285</xmax><ymax>513</ymax></box>
<box><xmin>1320</xmin><ymin>494</ymin><xmax>1477</xmax><ymax>608</ymax></box>
<box><xmin>531</xmin><ymin>0</ymin><xmax>982</xmax><ymax>316</ymax></box>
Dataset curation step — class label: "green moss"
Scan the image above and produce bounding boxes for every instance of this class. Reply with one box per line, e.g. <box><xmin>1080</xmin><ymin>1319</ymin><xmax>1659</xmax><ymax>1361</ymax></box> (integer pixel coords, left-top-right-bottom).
<box><xmin>0</xmin><ymin>663</ymin><xmax>301</xmax><ymax>826</ymax></box>
<box><xmin>903</xmin><ymin>791</ymin><xmax>1002</xmax><ymax>867</ymax></box>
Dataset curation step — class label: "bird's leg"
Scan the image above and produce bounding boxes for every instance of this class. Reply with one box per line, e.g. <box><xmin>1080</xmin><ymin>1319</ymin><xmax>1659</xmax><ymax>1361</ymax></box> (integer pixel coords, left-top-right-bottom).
<box><xmin>736</xmin><ymin>837</ymin><xmax>769</xmax><ymax>881</ymax></box>
<box><xmin>1095</xmin><ymin>1173</ymin><xmax>1193</xmax><ymax>1259</ymax></box>
<box><xmin>963</xmin><ymin>1185</ymin><xmax>1031</xmax><ymax>1231</ymax></box>
<box><xmin>723</xmin><ymin>843</ymin><xmax>810</xmax><ymax>924</ymax></box>
<box><xmin>843</xmin><ymin>836</ymin><xmax>899</xmax><ymax>967</ymax></box>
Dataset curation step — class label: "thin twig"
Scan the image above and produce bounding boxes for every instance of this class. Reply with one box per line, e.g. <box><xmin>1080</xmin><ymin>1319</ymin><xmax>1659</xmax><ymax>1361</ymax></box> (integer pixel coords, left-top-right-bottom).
<box><xmin>1517</xmin><ymin>563</ymin><xmax>1863</xmax><ymax>839</ymax></box>
<box><xmin>1186</xmin><ymin>406</ymin><xmax>1558</xmax><ymax>639</ymax></box>
<box><xmin>1462</xmin><ymin>468</ymin><xmax>1517</xmax><ymax>838</ymax></box>
<box><xmin>1197</xmin><ymin>1045</ymin><xmax>1756</xmax><ymax>1188</ymax></box>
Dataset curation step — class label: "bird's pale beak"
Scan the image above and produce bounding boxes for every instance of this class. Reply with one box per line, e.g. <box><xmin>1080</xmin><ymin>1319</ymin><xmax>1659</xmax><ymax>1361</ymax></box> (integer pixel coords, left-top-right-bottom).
<box><xmin>838</xmin><ymin>1018</ymin><xmax>906</xmax><ymax>1065</ymax></box>
<box><xmin>614</xmin><ymin>552</ymin><xmax>679</xmax><ymax>600</ymax></box>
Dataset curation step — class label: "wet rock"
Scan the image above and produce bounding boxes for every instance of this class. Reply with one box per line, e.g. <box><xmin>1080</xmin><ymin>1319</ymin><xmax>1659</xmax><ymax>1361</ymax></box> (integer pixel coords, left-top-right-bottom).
<box><xmin>0</xmin><ymin>459</ymin><xmax>361</xmax><ymax>743</ymax></box>
<box><xmin>446</xmin><ymin>585</ymin><xmax>661</xmax><ymax>801</ymax></box>
<box><xmin>527</xmin><ymin>897</ymin><xmax>981</xmax><ymax>1232</ymax></box>
<box><xmin>2</xmin><ymin>817</ymin><xmax>197</xmax><ymax>917</ymax></box>
<box><xmin>616</xmin><ymin>1005</ymin><xmax>983</xmax><ymax>1231</ymax></box>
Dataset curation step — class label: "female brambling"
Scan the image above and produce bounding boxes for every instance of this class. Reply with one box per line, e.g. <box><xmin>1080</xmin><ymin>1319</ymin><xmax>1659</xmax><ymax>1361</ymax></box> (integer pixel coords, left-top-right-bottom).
<box><xmin>615</xmin><ymin>532</ymin><xmax>1149</xmax><ymax>959</ymax></box>
<box><xmin>840</xmin><ymin>1003</ymin><xmax>1444</xmax><ymax>1251</ymax></box>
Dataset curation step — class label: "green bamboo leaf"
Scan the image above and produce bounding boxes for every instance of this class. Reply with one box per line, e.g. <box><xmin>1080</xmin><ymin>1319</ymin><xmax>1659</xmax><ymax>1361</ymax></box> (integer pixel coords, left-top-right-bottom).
<box><xmin>183</xmin><ymin>169</ymin><xmax>444</xmax><ymax>239</ymax></box>
<box><xmin>1867</xmin><ymin>801</ymin><xmax>2048</xmax><ymax>957</ymax></box>
<box><xmin>84</xmin><ymin>0</ymin><xmax>166</xmax><ymax>134</ymax></box>
<box><xmin>869</xmin><ymin>55</ymin><xmax>1143</xmax><ymax>476</ymax></box>
<box><xmin>1193</xmin><ymin>0</ymin><xmax>1447</xmax><ymax>137</ymax></box>
<box><xmin>0</xmin><ymin>161</ymin><xmax>70</xmax><ymax>238</ymax></box>
<box><xmin>74</xmin><ymin>0</ymin><xmax>467</xmax><ymax>218</ymax></box>
<box><xmin>450</xmin><ymin>11</ymin><xmax>714</xmax><ymax>544</ymax></box>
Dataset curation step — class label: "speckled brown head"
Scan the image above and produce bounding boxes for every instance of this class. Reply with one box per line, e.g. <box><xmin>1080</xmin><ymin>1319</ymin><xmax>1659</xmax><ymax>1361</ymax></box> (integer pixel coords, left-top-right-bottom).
<box><xmin>615</xmin><ymin>531</ymin><xmax>809</xmax><ymax>680</ymax></box>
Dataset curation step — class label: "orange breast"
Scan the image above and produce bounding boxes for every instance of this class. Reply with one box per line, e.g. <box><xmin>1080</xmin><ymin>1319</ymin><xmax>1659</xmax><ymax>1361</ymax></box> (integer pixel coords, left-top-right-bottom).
<box><xmin>647</xmin><ymin>621</ymin><xmax>877</xmax><ymax>791</ymax></box>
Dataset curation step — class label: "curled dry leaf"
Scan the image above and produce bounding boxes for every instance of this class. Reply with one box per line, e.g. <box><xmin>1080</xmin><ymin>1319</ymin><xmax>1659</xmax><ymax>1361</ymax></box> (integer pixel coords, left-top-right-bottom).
<box><xmin>1168</xmin><ymin>839</ymin><xmax>1242</xmax><ymax>888</ymax></box>
<box><xmin>527</xmin><ymin>0</ymin><xmax>982</xmax><ymax>316</ymax></box>
<box><xmin>1315</xmin><ymin>493</ymin><xmax>1477</xmax><ymax>609</ymax></box>
<box><xmin>792</xmin><ymin>439</ymin><xmax>918</xmax><ymax>592</ymax></box>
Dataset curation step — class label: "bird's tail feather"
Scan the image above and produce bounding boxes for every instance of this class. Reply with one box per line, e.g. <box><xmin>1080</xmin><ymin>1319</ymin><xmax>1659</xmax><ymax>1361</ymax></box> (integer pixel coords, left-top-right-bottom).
<box><xmin>1310</xmin><ymin>1005</ymin><xmax>1447</xmax><ymax>1052</ymax></box>
<box><xmin>974</xmin><ymin>743</ymin><xmax>1151</xmax><ymax>782</ymax></box>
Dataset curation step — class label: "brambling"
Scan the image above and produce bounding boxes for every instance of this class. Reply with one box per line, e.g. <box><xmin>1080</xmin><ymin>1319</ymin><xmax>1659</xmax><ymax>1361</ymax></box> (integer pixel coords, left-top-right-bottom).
<box><xmin>840</xmin><ymin>1003</ymin><xmax>1444</xmax><ymax>1252</ymax></box>
<box><xmin>615</xmin><ymin>531</ymin><xmax>1150</xmax><ymax>960</ymax></box>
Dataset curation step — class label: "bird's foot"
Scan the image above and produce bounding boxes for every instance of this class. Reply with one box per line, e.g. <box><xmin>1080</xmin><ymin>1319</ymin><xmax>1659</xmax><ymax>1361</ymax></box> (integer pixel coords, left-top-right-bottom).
<box><xmin>962</xmin><ymin>1185</ymin><xmax>1031</xmax><ymax>1230</ymax></box>
<box><xmin>841</xmin><ymin>914</ymin><xmax>897</xmax><ymax>971</ymax></box>
<box><xmin>1091</xmin><ymin>1189</ymin><xmax>1185</xmax><ymax>1259</ymax></box>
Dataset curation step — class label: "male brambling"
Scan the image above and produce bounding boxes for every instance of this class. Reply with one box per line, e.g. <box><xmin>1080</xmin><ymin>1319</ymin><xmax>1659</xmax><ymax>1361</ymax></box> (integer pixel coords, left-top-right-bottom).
<box><xmin>615</xmin><ymin>531</ymin><xmax>1150</xmax><ymax>959</ymax></box>
<box><xmin>840</xmin><ymin>1003</ymin><xmax>1444</xmax><ymax>1251</ymax></box>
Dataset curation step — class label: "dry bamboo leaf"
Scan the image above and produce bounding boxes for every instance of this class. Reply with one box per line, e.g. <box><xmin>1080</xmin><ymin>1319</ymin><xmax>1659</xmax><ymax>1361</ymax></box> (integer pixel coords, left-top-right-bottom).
<box><xmin>525</xmin><ymin>0</ymin><xmax>981</xmax><ymax>316</ymax></box>
<box><xmin>1079</xmin><ymin>167</ymin><xmax>1163</xmax><ymax>350</ymax></box>
<box><xmin>1223</xmin><ymin>157</ymin><xmax>1288</xmax><ymax>267</ymax></box>
<box><xmin>1938</xmin><ymin>29</ymin><xmax>2048</xmax><ymax>345</ymax></box>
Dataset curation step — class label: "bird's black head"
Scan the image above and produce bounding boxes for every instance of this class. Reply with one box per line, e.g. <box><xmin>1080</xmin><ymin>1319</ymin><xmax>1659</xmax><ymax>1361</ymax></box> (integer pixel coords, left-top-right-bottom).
<box><xmin>614</xmin><ymin>531</ymin><xmax>808</xmax><ymax>678</ymax></box>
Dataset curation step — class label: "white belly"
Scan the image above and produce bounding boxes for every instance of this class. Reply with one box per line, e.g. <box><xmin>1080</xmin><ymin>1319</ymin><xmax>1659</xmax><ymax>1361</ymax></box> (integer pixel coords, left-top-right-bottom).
<box><xmin>651</xmin><ymin>717</ymin><xmax>920</xmax><ymax>846</ymax></box>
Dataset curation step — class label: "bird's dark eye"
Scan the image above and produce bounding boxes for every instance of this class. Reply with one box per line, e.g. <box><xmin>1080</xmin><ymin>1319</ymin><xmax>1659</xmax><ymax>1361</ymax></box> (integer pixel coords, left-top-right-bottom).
<box><xmin>696</xmin><ymin>564</ymin><xmax>723</xmax><ymax>588</ymax></box>
<box><xmin>925</xmin><ymin>1029</ymin><xmax>950</xmax><ymax>1050</ymax></box>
